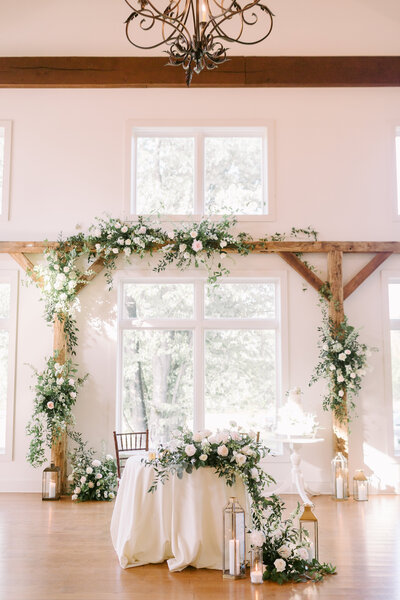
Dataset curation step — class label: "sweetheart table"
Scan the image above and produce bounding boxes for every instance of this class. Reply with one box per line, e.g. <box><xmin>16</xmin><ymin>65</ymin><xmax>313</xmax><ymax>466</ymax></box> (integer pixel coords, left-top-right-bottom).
<box><xmin>110</xmin><ymin>455</ymin><xmax>248</xmax><ymax>572</ymax></box>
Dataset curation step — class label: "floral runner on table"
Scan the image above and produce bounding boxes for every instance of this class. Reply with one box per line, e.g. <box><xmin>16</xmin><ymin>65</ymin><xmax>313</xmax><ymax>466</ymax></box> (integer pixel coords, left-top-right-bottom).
<box><xmin>145</xmin><ymin>425</ymin><xmax>335</xmax><ymax>584</ymax></box>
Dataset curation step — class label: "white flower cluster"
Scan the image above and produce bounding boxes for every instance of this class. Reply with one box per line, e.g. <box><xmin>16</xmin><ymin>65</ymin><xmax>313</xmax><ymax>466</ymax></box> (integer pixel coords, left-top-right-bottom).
<box><xmin>68</xmin><ymin>449</ymin><xmax>117</xmax><ymax>502</ymax></box>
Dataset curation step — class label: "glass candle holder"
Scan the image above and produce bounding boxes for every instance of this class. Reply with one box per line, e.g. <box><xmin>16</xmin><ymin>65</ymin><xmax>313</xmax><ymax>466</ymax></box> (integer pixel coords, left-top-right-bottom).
<box><xmin>250</xmin><ymin>548</ymin><xmax>264</xmax><ymax>584</ymax></box>
<box><xmin>331</xmin><ymin>452</ymin><xmax>349</xmax><ymax>501</ymax></box>
<box><xmin>299</xmin><ymin>503</ymin><xmax>319</xmax><ymax>561</ymax></box>
<box><xmin>353</xmin><ymin>470</ymin><xmax>368</xmax><ymax>501</ymax></box>
<box><xmin>42</xmin><ymin>462</ymin><xmax>61</xmax><ymax>501</ymax></box>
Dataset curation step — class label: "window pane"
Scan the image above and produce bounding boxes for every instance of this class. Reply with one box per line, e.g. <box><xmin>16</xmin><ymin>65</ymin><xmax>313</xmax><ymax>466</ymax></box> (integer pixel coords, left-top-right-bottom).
<box><xmin>123</xmin><ymin>283</ymin><xmax>194</xmax><ymax>320</ymax></box>
<box><xmin>0</xmin><ymin>127</ymin><xmax>4</xmax><ymax>213</ymax></box>
<box><xmin>122</xmin><ymin>330</ymin><xmax>193</xmax><ymax>445</ymax></box>
<box><xmin>389</xmin><ymin>283</ymin><xmax>400</xmax><ymax>319</ymax></box>
<box><xmin>391</xmin><ymin>330</ymin><xmax>400</xmax><ymax>456</ymax></box>
<box><xmin>205</xmin><ymin>330</ymin><xmax>276</xmax><ymax>435</ymax></box>
<box><xmin>205</xmin><ymin>282</ymin><xmax>275</xmax><ymax>319</ymax></box>
<box><xmin>205</xmin><ymin>137</ymin><xmax>264</xmax><ymax>215</ymax></box>
<box><xmin>135</xmin><ymin>137</ymin><xmax>194</xmax><ymax>214</ymax></box>
<box><xmin>0</xmin><ymin>283</ymin><xmax>10</xmax><ymax>319</ymax></box>
<box><xmin>0</xmin><ymin>330</ymin><xmax>9</xmax><ymax>454</ymax></box>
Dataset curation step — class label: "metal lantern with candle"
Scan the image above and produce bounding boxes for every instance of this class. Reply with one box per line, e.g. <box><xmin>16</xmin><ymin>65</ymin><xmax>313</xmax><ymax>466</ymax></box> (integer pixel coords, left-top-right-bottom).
<box><xmin>331</xmin><ymin>452</ymin><xmax>349</xmax><ymax>501</ymax></box>
<box><xmin>353</xmin><ymin>469</ymin><xmax>369</xmax><ymax>501</ymax></box>
<box><xmin>42</xmin><ymin>462</ymin><xmax>61</xmax><ymax>501</ymax></box>
<box><xmin>299</xmin><ymin>503</ymin><xmax>319</xmax><ymax>561</ymax></box>
<box><xmin>222</xmin><ymin>496</ymin><xmax>246</xmax><ymax>579</ymax></box>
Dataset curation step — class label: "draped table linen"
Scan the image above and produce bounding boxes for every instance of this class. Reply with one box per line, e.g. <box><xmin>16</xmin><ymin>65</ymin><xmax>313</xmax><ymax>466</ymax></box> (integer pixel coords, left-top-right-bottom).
<box><xmin>110</xmin><ymin>455</ymin><xmax>248</xmax><ymax>571</ymax></box>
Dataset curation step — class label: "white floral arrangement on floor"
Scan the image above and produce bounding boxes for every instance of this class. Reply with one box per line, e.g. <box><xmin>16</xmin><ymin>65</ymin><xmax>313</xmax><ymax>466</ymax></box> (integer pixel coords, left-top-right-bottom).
<box><xmin>250</xmin><ymin>500</ymin><xmax>336</xmax><ymax>584</ymax></box>
<box><xmin>68</xmin><ymin>432</ymin><xmax>117</xmax><ymax>502</ymax></box>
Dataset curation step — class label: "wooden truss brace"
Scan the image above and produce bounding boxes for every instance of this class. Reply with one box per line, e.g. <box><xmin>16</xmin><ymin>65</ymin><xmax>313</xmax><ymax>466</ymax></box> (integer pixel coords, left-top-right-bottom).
<box><xmin>3</xmin><ymin>240</ymin><xmax>396</xmax><ymax>484</ymax></box>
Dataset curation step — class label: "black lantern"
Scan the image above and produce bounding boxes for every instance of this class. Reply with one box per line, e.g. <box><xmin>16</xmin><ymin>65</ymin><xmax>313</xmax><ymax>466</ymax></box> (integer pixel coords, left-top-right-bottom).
<box><xmin>42</xmin><ymin>463</ymin><xmax>61</xmax><ymax>501</ymax></box>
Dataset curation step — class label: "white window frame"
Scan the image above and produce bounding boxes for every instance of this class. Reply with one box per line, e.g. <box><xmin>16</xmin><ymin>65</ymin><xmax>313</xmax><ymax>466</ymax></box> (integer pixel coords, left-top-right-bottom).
<box><xmin>0</xmin><ymin>121</ymin><xmax>12</xmax><ymax>222</ymax></box>
<box><xmin>395</xmin><ymin>126</ymin><xmax>400</xmax><ymax>220</ymax></box>
<box><xmin>125</xmin><ymin>119</ymin><xmax>275</xmax><ymax>222</ymax></box>
<box><xmin>381</xmin><ymin>271</ymin><xmax>400</xmax><ymax>458</ymax></box>
<box><xmin>0</xmin><ymin>270</ymin><xmax>18</xmax><ymax>462</ymax></box>
<box><xmin>116</xmin><ymin>270</ymin><xmax>287</xmax><ymax>459</ymax></box>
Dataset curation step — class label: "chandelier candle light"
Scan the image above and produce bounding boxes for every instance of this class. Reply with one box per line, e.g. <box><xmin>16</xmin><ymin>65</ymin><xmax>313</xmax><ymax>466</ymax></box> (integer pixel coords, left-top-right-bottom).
<box><xmin>124</xmin><ymin>0</ymin><xmax>274</xmax><ymax>85</ymax></box>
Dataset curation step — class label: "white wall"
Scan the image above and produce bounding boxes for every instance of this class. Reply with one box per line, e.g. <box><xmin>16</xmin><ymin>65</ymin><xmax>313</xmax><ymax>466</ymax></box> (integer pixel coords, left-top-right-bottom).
<box><xmin>1</xmin><ymin>86</ymin><xmax>400</xmax><ymax>492</ymax></box>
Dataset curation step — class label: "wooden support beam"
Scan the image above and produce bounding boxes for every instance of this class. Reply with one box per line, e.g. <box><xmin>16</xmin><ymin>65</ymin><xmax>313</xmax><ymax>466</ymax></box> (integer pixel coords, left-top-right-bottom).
<box><xmin>51</xmin><ymin>315</ymin><xmax>68</xmax><ymax>494</ymax></box>
<box><xmin>75</xmin><ymin>257</ymin><xmax>105</xmax><ymax>294</ymax></box>
<box><xmin>343</xmin><ymin>252</ymin><xmax>392</xmax><ymax>300</ymax></box>
<box><xmin>0</xmin><ymin>56</ymin><xmax>399</xmax><ymax>88</ymax></box>
<box><xmin>327</xmin><ymin>250</ymin><xmax>349</xmax><ymax>461</ymax></box>
<box><xmin>278</xmin><ymin>252</ymin><xmax>326</xmax><ymax>294</ymax></box>
<box><xmin>8</xmin><ymin>252</ymin><xmax>43</xmax><ymax>286</ymax></box>
<box><xmin>3</xmin><ymin>240</ymin><xmax>400</xmax><ymax>254</ymax></box>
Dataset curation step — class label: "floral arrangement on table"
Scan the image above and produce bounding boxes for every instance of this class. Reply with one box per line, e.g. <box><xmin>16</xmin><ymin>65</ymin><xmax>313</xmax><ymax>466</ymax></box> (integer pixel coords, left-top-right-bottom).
<box><xmin>249</xmin><ymin>499</ymin><xmax>336</xmax><ymax>584</ymax></box>
<box><xmin>309</xmin><ymin>303</ymin><xmax>374</xmax><ymax>423</ymax></box>
<box><xmin>67</xmin><ymin>432</ymin><xmax>117</xmax><ymax>502</ymax></box>
<box><xmin>26</xmin><ymin>356</ymin><xmax>87</xmax><ymax>467</ymax></box>
<box><xmin>145</xmin><ymin>424</ymin><xmax>335</xmax><ymax>583</ymax></box>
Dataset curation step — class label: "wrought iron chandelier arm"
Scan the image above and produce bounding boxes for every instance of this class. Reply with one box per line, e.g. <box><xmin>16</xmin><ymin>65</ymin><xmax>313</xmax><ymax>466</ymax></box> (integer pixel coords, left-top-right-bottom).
<box><xmin>125</xmin><ymin>0</ymin><xmax>192</xmax><ymax>49</ymax></box>
<box><xmin>205</xmin><ymin>1</ymin><xmax>273</xmax><ymax>45</ymax></box>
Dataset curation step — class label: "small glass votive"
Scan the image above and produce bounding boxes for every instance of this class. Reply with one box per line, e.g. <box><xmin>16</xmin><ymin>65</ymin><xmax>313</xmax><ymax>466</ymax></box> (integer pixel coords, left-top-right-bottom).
<box><xmin>250</xmin><ymin>548</ymin><xmax>264</xmax><ymax>584</ymax></box>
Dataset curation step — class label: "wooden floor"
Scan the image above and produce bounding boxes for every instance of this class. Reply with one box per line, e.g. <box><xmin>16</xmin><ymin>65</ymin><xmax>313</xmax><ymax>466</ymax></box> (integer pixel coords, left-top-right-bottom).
<box><xmin>0</xmin><ymin>493</ymin><xmax>399</xmax><ymax>600</ymax></box>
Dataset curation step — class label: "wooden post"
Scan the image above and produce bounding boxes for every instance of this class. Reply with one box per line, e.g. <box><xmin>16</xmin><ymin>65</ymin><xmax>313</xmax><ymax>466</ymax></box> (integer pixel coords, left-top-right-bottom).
<box><xmin>327</xmin><ymin>251</ymin><xmax>348</xmax><ymax>458</ymax></box>
<box><xmin>51</xmin><ymin>314</ymin><xmax>68</xmax><ymax>493</ymax></box>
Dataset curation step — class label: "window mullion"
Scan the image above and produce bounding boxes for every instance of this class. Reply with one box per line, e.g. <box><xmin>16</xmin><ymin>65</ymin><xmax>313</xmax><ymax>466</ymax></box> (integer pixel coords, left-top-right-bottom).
<box><xmin>194</xmin><ymin>280</ymin><xmax>205</xmax><ymax>431</ymax></box>
<box><xmin>195</xmin><ymin>131</ymin><xmax>204</xmax><ymax>217</ymax></box>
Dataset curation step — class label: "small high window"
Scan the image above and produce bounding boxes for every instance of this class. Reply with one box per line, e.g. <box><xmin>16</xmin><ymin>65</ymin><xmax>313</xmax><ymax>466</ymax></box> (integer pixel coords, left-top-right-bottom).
<box><xmin>0</xmin><ymin>121</ymin><xmax>12</xmax><ymax>221</ymax></box>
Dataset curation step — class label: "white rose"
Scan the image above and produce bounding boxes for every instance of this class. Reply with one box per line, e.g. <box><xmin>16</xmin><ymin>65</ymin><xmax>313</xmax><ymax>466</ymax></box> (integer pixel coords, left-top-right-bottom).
<box><xmin>217</xmin><ymin>444</ymin><xmax>229</xmax><ymax>457</ymax></box>
<box><xmin>80</xmin><ymin>476</ymin><xmax>86</xmax><ymax>484</ymax></box>
<box><xmin>115</xmin><ymin>222</ymin><xmax>121</xmax><ymax>229</ymax></box>
<box><xmin>109</xmin><ymin>492</ymin><xmax>115</xmax><ymax>499</ymax></box>
<box><xmin>234</xmin><ymin>453</ymin><xmax>246</xmax><ymax>467</ymax></box>
<box><xmin>53</xmin><ymin>264</ymin><xmax>60</xmax><ymax>271</ymax></box>
<box><xmin>92</xmin><ymin>459</ymin><xmax>101</xmax><ymax>467</ymax></box>
<box><xmin>95</xmin><ymin>473</ymin><xmax>103</xmax><ymax>479</ymax></box>
<box><xmin>86</xmin><ymin>467</ymin><xmax>93</xmax><ymax>474</ymax></box>
<box><xmin>70</xmin><ymin>391</ymin><xmax>77</xmax><ymax>398</ymax></box>
<box><xmin>185</xmin><ymin>444</ymin><xmax>196</xmax><ymax>457</ymax></box>
<box><xmin>295</xmin><ymin>547</ymin><xmax>309</xmax><ymax>560</ymax></box>
<box><xmin>121</xmin><ymin>226</ymin><xmax>128</xmax><ymax>233</ymax></box>
<box><xmin>338</xmin><ymin>352</ymin><xmax>346</xmax><ymax>361</ymax></box>
<box><xmin>59</xmin><ymin>293</ymin><xmax>67</xmax><ymax>301</ymax></box>
<box><xmin>168</xmin><ymin>439</ymin><xmax>180</xmax><ymax>452</ymax></box>
<box><xmin>104</xmin><ymin>491</ymin><xmax>108</xmax><ymax>498</ymax></box>
<box><xmin>202</xmin><ymin>429</ymin><xmax>212</xmax><ymax>437</ymax></box>
<box><xmin>56</xmin><ymin>377</ymin><xmax>64</xmax><ymax>386</ymax></box>
<box><xmin>329</xmin><ymin>364</ymin><xmax>336</xmax><ymax>371</ymax></box>
<box><xmin>117</xmin><ymin>237</ymin><xmax>125</xmax><ymax>245</ymax></box>
<box><xmin>220</xmin><ymin>240</ymin><xmax>227</xmax><ymax>248</ymax></box>
<box><xmin>230</xmin><ymin>431</ymin><xmax>241</xmax><ymax>441</ymax></box>
<box><xmin>68</xmin><ymin>378</ymin><xmax>75</xmax><ymax>386</ymax></box>
<box><xmin>278</xmin><ymin>545</ymin><xmax>291</xmax><ymax>559</ymax></box>
<box><xmin>167</xmin><ymin>230</ymin><xmax>174</xmax><ymax>239</ymax></box>
<box><xmin>274</xmin><ymin>558</ymin><xmax>286</xmax><ymax>572</ymax></box>
<box><xmin>106</xmin><ymin>454</ymin><xmax>114</xmax><ymax>461</ymax></box>
<box><xmin>199</xmin><ymin>454</ymin><xmax>208</xmax><ymax>461</ymax></box>
<box><xmin>350</xmin><ymin>372</ymin><xmax>356</xmax><ymax>379</ymax></box>
<box><xmin>190</xmin><ymin>230</ymin><xmax>197</xmax><ymax>238</ymax></box>
<box><xmin>337</xmin><ymin>374</ymin><xmax>345</xmax><ymax>383</ymax></box>
<box><xmin>88</xmin><ymin>481</ymin><xmax>94</xmax><ymax>488</ymax></box>
<box><xmin>71</xmin><ymin>494</ymin><xmax>78</xmax><ymax>501</ymax></box>
<box><xmin>94</xmin><ymin>228</ymin><xmax>102</xmax><ymax>237</ymax></box>
<box><xmin>112</xmin><ymin>248</ymin><xmax>119</xmax><ymax>254</ymax></box>
<box><xmin>125</xmin><ymin>239</ymin><xmax>131</xmax><ymax>245</ymax></box>
<box><xmin>184</xmin><ymin>252</ymin><xmax>191</xmax><ymax>260</ymax></box>
<box><xmin>338</xmin><ymin>390</ymin><xmax>344</xmax><ymax>397</ymax></box>
<box><xmin>250</xmin><ymin>467</ymin><xmax>259</xmax><ymax>481</ymax></box>
<box><xmin>67</xmin><ymin>474</ymin><xmax>74</xmax><ymax>482</ymax></box>
<box><xmin>63</xmin><ymin>266</ymin><xmax>70</xmax><ymax>273</ymax></box>
<box><xmin>193</xmin><ymin>432</ymin><xmax>203</xmax><ymax>442</ymax></box>
<box><xmin>137</xmin><ymin>226</ymin><xmax>147</xmax><ymax>235</ymax></box>
<box><xmin>68</xmin><ymin>280</ymin><xmax>76</xmax><ymax>289</ymax></box>
<box><xmin>179</xmin><ymin>244</ymin><xmax>187</xmax><ymax>253</ymax></box>
<box><xmin>95</xmin><ymin>243</ymin><xmax>101</xmax><ymax>251</ymax></box>
<box><xmin>322</xmin><ymin>343</ymin><xmax>329</xmax><ymax>351</ymax></box>
<box><xmin>249</xmin><ymin>530</ymin><xmax>265</xmax><ymax>547</ymax></box>
<box><xmin>74</xmin><ymin>487</ymin><xmax>81</xmax><ymax>494</ymax></box>
<box><xmin>345</xmin><ymin>349</ymin><xmax>351</xmax><ymax>355</ymax></box>
<box><xmin>207</xmin><ymin>434</ymin><xmax>218</xmax><ymax>444</ymax></box>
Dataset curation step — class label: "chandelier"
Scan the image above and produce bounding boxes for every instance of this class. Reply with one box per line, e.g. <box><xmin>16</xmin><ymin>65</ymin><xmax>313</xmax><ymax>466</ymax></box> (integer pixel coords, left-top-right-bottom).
<box><xmin>124</xmin><ymin>0</ymin><xmax>274</xmax><ymax>85</ymax></box>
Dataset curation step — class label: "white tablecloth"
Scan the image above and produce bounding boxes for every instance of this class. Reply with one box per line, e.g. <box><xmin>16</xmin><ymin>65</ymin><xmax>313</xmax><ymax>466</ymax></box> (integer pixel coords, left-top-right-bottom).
<box><xmin>110</xmin><ymin>455</ymin><xmax>248</xmax><ymax>572</ymax></box>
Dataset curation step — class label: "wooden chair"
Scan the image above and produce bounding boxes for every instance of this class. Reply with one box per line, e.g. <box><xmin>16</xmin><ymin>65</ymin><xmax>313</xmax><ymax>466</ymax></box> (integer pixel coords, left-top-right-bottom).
<box><xmin>113</xmin><ymin>430</ymin><xmax>149</xmax><ymax>479</ymax></box>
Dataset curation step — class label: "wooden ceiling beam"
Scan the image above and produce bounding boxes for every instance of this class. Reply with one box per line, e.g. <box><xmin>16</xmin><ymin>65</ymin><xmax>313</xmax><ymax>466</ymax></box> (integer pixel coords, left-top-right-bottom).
<box><xmin>0</xmin><ymin>56</ymin><xmax>399</xmax><ymax>88</ymax></box>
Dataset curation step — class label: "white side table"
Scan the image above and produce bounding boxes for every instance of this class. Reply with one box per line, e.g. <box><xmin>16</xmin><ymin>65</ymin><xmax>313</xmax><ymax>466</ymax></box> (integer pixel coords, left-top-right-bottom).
<box><xmin>265</xmin><ymin>436</ymin><xmax>324</xmax><ymax>504</ymax></box>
